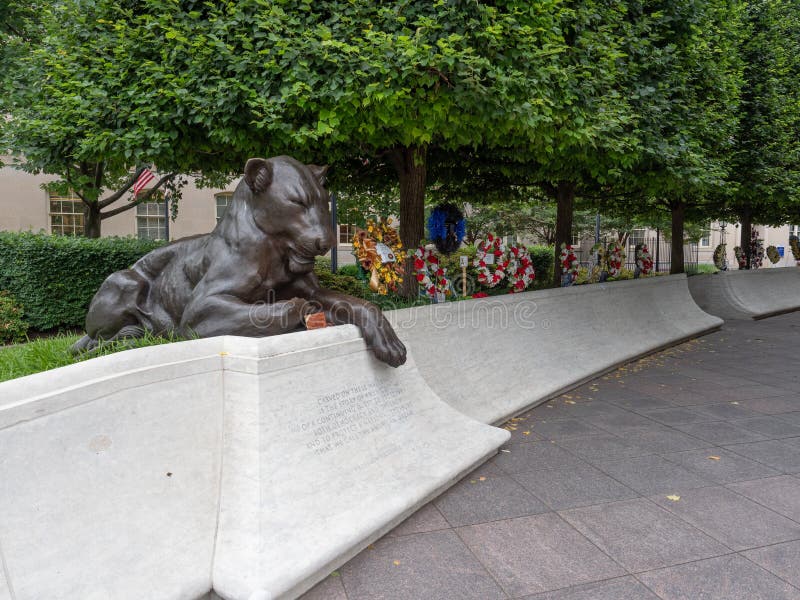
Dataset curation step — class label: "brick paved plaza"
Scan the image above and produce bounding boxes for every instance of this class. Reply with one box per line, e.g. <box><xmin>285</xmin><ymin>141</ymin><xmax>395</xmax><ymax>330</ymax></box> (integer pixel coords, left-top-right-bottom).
<box><xmin>302</xmin><ymin>312</ymin><xmax>800</xmax><ymax>600</ymax></box>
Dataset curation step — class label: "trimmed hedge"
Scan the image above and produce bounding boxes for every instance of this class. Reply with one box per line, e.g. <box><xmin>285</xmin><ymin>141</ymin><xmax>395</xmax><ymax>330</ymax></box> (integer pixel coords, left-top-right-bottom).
<box><xmin>0</xmin><ymin>232</ymin><xmax>165</xmax><ymax>331</ymax></box>
<box><xmin>527</xmin><ymin>245</ymin><xmax>554</xmax><ymax>287</ymax></box>
<box><xmin>0</xmin><ymin>291</ymin><xmax>29</xmax><ymax>344</ymax></box>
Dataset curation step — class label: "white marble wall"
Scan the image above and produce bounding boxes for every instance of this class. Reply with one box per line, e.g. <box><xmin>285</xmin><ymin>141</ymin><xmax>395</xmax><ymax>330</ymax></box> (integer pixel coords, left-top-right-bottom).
<box><xmin>388</xmin><ymin>274</ymin><xmax>723</xmax><ymax>424</ymax></box>
<box><xmin>688</xmin><ymin>267</ymin><xmax>800</xmax><ymax>320</ymax></box>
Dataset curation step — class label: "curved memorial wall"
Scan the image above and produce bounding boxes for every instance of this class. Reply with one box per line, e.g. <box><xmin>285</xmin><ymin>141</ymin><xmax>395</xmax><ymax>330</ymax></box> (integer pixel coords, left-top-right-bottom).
<box><xmin>0</xmin><ymin>328</ymin><xmax>508</xmax><ymax>600</ymax></box>
<box><xmin>688</xmin><ymin>267</ymin><xmax>800</xmax><ymax>320</ymax></box>
<box><xmin>0</xmin><ymin>273</ymin><xmax>722</xmax><ymax>599</ymax></box>
<box><xmin>389</xmin><ymin>274</ymin><xmax>723</xmax><ymax>424</ymax></box>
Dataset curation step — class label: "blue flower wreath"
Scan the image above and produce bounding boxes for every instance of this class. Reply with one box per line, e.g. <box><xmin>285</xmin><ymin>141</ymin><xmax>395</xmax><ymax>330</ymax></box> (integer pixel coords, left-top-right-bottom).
<box><xmin>427</xmin><ymin>203</ymin><xmax>466</xmax><ymax>255</ymax></box>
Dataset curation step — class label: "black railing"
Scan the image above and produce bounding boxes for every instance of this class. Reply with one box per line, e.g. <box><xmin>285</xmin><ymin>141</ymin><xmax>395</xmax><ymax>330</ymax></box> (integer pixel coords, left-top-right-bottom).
<box><xmin>576</xmin><ymin>236</ymin><xmax>698</xmax><ymax>273</ymax></box>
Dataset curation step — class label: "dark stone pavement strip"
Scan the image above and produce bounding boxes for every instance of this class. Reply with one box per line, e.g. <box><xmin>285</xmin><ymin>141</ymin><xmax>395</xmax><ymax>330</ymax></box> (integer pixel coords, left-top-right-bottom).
<box><xmin>519</xmin><ymin>576</ymin><xmax>660</xmax><ymax>599</ymax></box>
<box><xmin>300</xmin><ymin>313</ymin><xmax>800</xmax><ymax>599</ymax></box>
<box><xmin>636</xmin><ymin>554</ymin><xmax>800</xmax><ymax>600</ymax></box>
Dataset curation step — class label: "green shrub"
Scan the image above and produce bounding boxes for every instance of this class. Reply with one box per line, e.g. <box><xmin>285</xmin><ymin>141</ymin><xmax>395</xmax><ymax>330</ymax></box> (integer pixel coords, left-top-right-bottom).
<box><xmin>0</xmin><ymin>232</ymin><xmax>165</xmax><ymax>331</ymax></box>
<box><xmin>0</xmin><ymin>291</ymin><xmax>29</xmax><ymax>344</ymax></box>
<box><xmin>528</xmin><ymin>245</ymin><xmax>554</xmax><ymax>287</ymax></box>
<box><xmin>336</xmin><ymin>264</ymin><xmax>362</xmax><ymax>278</ymax></box>
<box><xmin>313</xmin><ymin>260</ymin><xmax>369</xmax><ymax>298</ymax></box>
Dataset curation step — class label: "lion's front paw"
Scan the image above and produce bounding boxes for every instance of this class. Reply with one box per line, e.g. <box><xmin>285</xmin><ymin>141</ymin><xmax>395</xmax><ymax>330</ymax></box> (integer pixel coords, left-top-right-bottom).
<box><xmin>365</xmin><ymin>318</ymin><xmax>407</xmax><ymax>368</ymax></box>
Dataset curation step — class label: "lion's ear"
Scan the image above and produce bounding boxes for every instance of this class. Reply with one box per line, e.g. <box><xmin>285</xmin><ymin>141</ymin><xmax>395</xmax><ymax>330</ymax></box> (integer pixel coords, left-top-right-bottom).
<box><xmin>244</xmin><ymin>158</ymin><xmax>273</xmax><ymax>194</ymax></box>
<box><xmin>307</xmin><ymin>164</ymin><xmax>329</xmax><ymax>186</ymax></box>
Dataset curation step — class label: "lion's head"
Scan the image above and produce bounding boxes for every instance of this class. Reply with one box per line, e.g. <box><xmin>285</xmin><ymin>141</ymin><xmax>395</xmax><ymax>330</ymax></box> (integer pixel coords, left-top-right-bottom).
<box><xmin>239</xmin><ymin>156</ymin><xmax>336</xmax><ymax>273</ymax></box>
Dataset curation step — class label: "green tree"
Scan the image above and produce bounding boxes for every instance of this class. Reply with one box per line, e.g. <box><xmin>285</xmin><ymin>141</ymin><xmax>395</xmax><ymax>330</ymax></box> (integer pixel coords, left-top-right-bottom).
<box><xmin>2</xmin><ymin>0</ymin><xmax>243</xmax><ymax>236</ymax></box>
<box><xmin>725</xmin><ymin>0</ymin><xmax>800</xmax><ymax>266</ymax></box>
<box><xmin>622</xmin><ymin>0</ymin><xmax>745</xmax><ymax>273</ymax></box>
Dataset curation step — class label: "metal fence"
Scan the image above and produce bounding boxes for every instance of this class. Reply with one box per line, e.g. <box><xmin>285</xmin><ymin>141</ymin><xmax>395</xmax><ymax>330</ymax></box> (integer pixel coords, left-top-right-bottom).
<box><xmin>576</xmin><ymin>236</ymin><xmax>698</xmax><ymax>273</ymax></box>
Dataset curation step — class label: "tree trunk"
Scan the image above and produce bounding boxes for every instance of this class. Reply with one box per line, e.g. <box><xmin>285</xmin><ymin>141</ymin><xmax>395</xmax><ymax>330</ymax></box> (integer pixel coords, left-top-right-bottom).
<box><xmin>739</xmin><ymin>210</ymin><xmax>752</xmax><ymax>269</ymax></box>
<box><xmin>390</xmin><ymin>145</ymin><xmax>428</xmax><ymax>298</ymax></box>
<box><xmin>670</xmin><ymin>201</ymin><xmax>685</xmax><ymax>274</ymax></box>
<box><xmin>84</xmin><ymin>203</ymin><xmax>102</xmax><ymax>238</ymax></box>
<box><xmin>552</xmin><ymin>181</ymin><xmax>576</xmax><ymax>287</ymax></box>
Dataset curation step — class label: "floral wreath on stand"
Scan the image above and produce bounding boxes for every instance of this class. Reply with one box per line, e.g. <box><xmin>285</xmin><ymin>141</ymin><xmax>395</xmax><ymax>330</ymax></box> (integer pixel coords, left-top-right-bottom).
<box><xmin>790</xmin><ymin>235</ymin><xmax>800</xmax><ymax>264</ymax></box>
<box><xmin>713</xmin><ymin>244</ymin><xmax>727</xmax><ymax>270</ymax></box>
<box><xmin>411</xmin><ymin>246</ymin><xmax>451</xmax><ymax>300</ymax></box>
<box><xmin>606</xmin><ymin>241</ymin><xmax>625</xmax><ymax>278</ymax></box>
<box><xmin>351</xmin><ymin>217</ymin><xmax>404</xmax><ymax>295</ymax></box>
<box><xmin>733</xmin><ymin>246</ymin><xmax>747</xmax><ymax>269</ymax></box>
<box><xmin>766</xmin><ymin>245</ymin><xmax>781</xmax><ymax>265</ymax></box>
<box><xmin>559</xmin><ymin>243</ymin><xmax>579</xmax><ymax>285</ymax></box>
<box><xmin>750</xmin><ymin>229</ymin><xmax>764</xmax><ymax>269</ymax></box>
<box><xmin>635</xmin><ymin>244</ymin><xmax>653</xmax><ymax>276</ymax></box>
<box><xmin>507</xmin><ymin>244</ymin><xmax>536</xmax><ymax>292</ymax></box>
<box><xmin>474</xmin><ymin>234</ymin><xmax>510</xmax><ymax>288</ymax></box>
<box><xmin>592</xmin><ymin>244</ymin><xmax>608</xmax><ymax>273</ymax></box>
<box><xmin>427</xmin><ymin>203</ymin><xmax>466</xmax><ymax>255</ymax></box>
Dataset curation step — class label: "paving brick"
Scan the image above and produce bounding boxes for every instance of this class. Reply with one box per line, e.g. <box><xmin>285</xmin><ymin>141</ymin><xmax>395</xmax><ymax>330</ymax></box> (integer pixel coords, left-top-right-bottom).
<box><xmin>637</xmin><ymin>554</ymin><xmax>800</xmax><ymax>600</ymax></box>
<box><xmin>341</xmin><ymin>530</ymin><xmax>505</xmax><ymax>600</ymax></box>
<box><xmin>457</xmin><ymin>513</ymin><xmax>625</xmax><ymax>597</ymax></box>
<box><xmin>593</xmin><ymin>454</ymin><xmax>713</xmax><ymax>495</ymax></box>
<box><xmin>559</xmin><ymin>498</ymin><xmax>727</xmax><ymax>572</ymax></box>
<box><xmin>434</xmin><ymin>474</ymin><xmax>549</xmax><ymax>527</ymax></box>
<box><xmin>513</xmin><ymin>462</ymin><xmax>639</xmax><ymax>510</ymax></box>
<box><xmin>651</xmin><ymin>486</ymin><xmax>800</xmax><ymax>551</ymax></box>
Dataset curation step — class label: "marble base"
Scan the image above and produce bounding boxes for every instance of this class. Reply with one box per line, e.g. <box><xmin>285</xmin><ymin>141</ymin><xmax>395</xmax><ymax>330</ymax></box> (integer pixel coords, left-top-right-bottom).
<box><xmin>0</xmin><ymin>328</ymin><xmax>508</xmax><ymax>600</ymax></box>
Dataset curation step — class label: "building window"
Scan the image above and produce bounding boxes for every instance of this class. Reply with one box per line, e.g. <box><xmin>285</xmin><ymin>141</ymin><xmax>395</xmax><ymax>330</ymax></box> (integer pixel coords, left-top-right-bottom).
<box><xmin>791</xmin><ymin>224</ymin><xmax>800</xmax><ymax>237</ymax></box>
<box><xmin>628</xmin><ymin>228</ymin><xmax>646</xmax><ymax>250</ymax></box>
<box><xmin>49</xmin><ymin>191</ymin><xmax>84</xmax><ymax>236</ymax></box>
<box><xmin>699</xmin><ymin>225</ymin><xmax>711</xmax><ymax>247</ymax></box>
<box><xmin>215</xmin><ymin>192</ymin><xmax>233</xmax><ymax>223</ymax></box>
<box><xmin>136</xmin><ymin>192</ymin><xmax>166</xmax><ymax>240</ymax></box>
<box><xmin>339</xmin><ymin>223</ymin><xmax>356</xmax><ymax>245</ymax></box>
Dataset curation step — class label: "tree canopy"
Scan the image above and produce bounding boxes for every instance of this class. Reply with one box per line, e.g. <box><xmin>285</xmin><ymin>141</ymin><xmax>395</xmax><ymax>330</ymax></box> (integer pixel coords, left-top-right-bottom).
<box><xmin>2</xmin><ymin>0</ymin><xmax>800</xmax><ymax>276</ymax></box>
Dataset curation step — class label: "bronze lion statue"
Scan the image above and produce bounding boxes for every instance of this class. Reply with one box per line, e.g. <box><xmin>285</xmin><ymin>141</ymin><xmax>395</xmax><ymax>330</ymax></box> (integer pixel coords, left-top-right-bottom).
<box><xmin>71</xmin><ymin>156</ymin><xmax>407</xmax><ymax>367</ymax></box>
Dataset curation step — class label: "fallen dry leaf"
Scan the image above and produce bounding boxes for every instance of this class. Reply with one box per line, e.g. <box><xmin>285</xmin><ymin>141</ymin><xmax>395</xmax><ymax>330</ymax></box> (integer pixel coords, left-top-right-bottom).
<box><xmin>708</xmin><ymin>456</ymin><xmax>721</xmax><ymax>461</ymax></box>
<box><xmin>393</xmin><ymin>560</ymin><xmax>400</xmax><ymax>566</ymax></box>
<box><xmin>666</xmin><ymin>494</ymin><xmax>681</xmax><ymax>502</ymax></box>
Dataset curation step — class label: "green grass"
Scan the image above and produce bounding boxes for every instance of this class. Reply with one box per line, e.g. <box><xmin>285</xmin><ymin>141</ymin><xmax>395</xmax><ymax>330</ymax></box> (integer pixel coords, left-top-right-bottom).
<box><xmin>686</xmin><ymin>264</ymin><xmax>719</xmax><ymax>275</ymax></box>
<box><xmin>0</xmin><ymin>332</ymin><xmax>180</xmax><ymax>383</ymax></box>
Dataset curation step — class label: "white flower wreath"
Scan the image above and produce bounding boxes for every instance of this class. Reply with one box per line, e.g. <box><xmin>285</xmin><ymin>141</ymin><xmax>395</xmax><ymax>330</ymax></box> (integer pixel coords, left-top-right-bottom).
<box><xmin>474</xmin><ymin>234</ymin><xmax>510</xmax><ymax>288</ymax></box>
<box><xmin>507</xmin><ymin>244</ymin><xmax>536</xmax><ymax>292</ymax></box>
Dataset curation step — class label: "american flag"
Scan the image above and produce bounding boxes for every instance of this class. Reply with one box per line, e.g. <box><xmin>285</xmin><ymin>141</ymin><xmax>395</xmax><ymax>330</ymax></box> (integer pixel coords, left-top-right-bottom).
<box><xmin>133</xmin><ymin>167</ymin><xmax>156</xmax><ymax>198</ymax></box>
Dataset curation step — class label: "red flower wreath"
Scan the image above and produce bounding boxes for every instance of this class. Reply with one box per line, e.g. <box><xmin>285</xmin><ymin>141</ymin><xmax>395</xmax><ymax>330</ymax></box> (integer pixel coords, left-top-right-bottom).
<box><xmin>474</xmin><ymin>234</ymin><xmax>510</xmax><ymax>288</ymax></box>
<box><xmin>507</xmin><ymin>244</ymin><xmax>536</xmax><ymax>292</ymax></box>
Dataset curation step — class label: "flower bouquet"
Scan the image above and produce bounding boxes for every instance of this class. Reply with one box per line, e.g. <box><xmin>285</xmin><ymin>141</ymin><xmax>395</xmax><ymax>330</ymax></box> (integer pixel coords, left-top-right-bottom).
<box><xmin>474</xmin><ymin>234</ymin><xmax>510</xmax><ymax>288</ymax></box>
<box><xmin>766</xmin><ymin>245</ymin><xmax>781</xmax><ymax>265</ymax></box>
<box><xmin>789</xmin><ymin>235</ymin><xmax>800</xmax><ymax>265</ymax></box>
<box><xmin>635</xmin><ymin>244</ymin><xmax>653</xmax><ymax>277</ymax></box>
<box><xmin>352</xmin><ymin>217</ymin><xmax>404</xmax><ymax>294</ymax></box>
<box><xmin>606</xmin><ymin>241</ymin><xmax>625</xmax><ymax>278</ymax></box>
<box><xmin>559</xmin><ymin>243</ymin><xmax>579</xmax><ymax>286</ymax></box>
<box><xmin>713</xmin><ymin>244</ymin><xmax>727</xmax><ymax>270</ymax></box>
<box><xmin>750</xmin><ymin>229</ymin><xmax>764</xmax><ymax>269</ymax></box>
<box><xmin>733</xmin><ymin>246</ymin><xmax>747</xmax><ymax>269</ymax></box>
<box><xmin>412</xmin><ymin>246</ymin><xmax>451</xmax><ymax>301</ymax></box>
<box><xmin>507</xmin><ymin>244</ymin><xmax>536</xmax><ymax>293</ymax></box>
